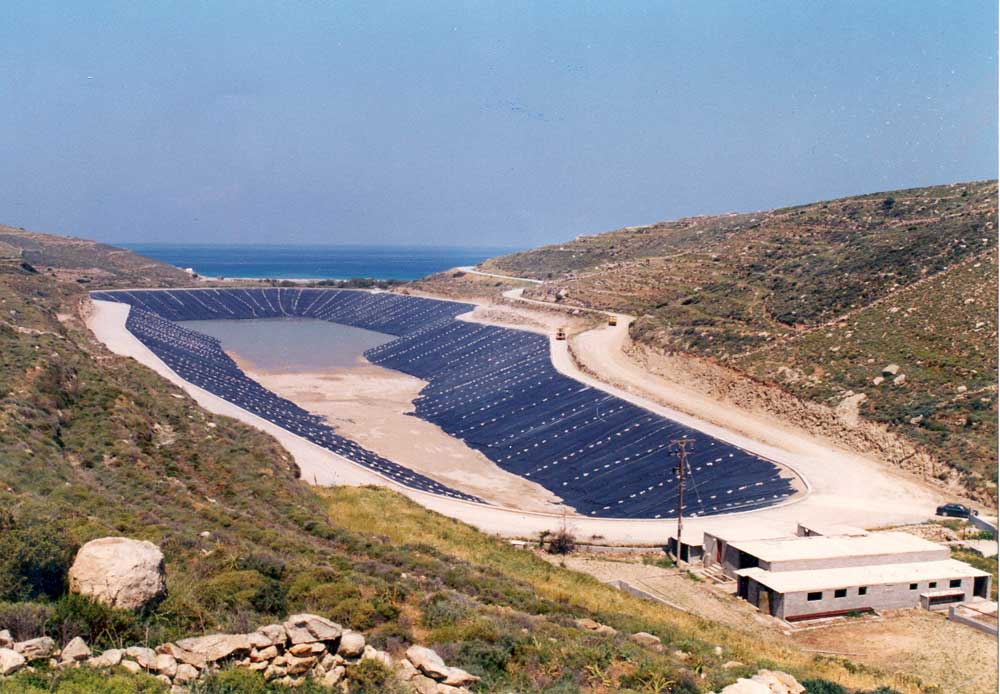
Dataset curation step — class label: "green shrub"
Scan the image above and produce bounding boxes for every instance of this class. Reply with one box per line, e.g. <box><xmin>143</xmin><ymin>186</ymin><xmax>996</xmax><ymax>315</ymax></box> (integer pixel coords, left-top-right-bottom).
<box><xmin>802</xmin><ymin>679</ymin><xmax>847</xmax><ymax>694</ymax></box>
<box><xmin>345</xmin><ymin>658</ymin><xmax>405</xmax><ymax>694</ymax></box>
<box><xmin>0</xmin><ymin>514</ymin><xmax>76</xmax><ymax>601</ymax></box>
<box><xmin>420</xmin><ymin>591</ymin><xmax>471</xmax><ymax>628</ymax></box>
<box><xmin>45</xmin><ymin>594</ymin><xmax>142</xmax><ymax>650</ymax></box>
<box><xmin>0</xmin><ymin>666</ymin><xmax>167</xmax><ymax>693</ymax></box>
<box><xmin>0</xmin><ymin>601</ymin><xmax>53</xmax><ymax>640</ymax></box>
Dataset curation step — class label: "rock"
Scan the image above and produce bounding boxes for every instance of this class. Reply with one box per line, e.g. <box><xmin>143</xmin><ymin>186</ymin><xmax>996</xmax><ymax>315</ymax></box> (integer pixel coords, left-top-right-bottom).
<box><xmin>872</xmin><ymin>376</ymin><xmax>884</xmax><ymax>386</ymax></box>
<box><xmin>362</xmin><ymin>645</ymin><xmax>393</xmax><ymax>668</ymax></box>
<box><xmin>283</xmin><ymin>614</ymin><xmax>342</xmax><ymax>644</ymax></box>
<box><xmin>15</xmin><ymin>636</ymin><xmax>56</xmax><ymax>661</ymax></box>
<box><xmin>337</xmin><ymin>630</ymin><xmax>365</xmax><ymax>657</ymax></box>
<box><xmin>154</xmin><ymin>653</ymin><xmax>178</xmax><ymax>678</ymax></box>
<box><xmin>893</xmin><ymin>373</ymin><xmax>907</xmax><ymax>385</ymax></box>
<box><xmin>720</xmin><ymin>679</ymin><xmax>772</xmax><ymax>694</ymax></box>
<box><xmin>411</xmin><ymin>674</ymin><xmax>441</xmax><ymax>694</ymax></box>
<box><xmin>882</xmin><ymin>363</ymin><xmax>900</xmax><ymax>377</ymax></box>
<box><xmin>723</xmin><ymin>660</ymin><xmax>745</xmax><ymax>669</ymax></box>
<box><xmin>442</xmin><ymin>666</ymin><xmax>480</xmax><ymax>686</ymax></box>
<box><xmin>396</xmin><ymin>658</ymin><xmax>420</xmax><ymax>681</ymax></box>
<box><xmin>88</xmin><ymin>649</ymin><xmax>123</xmax><ymax>668</ymax></box>
<box><xmin>174</xmin><ymin>633</ymin><xmax>252</xmax><ymax>663</ymax></box>
<box><xmin>630</xmin><ymin>632</ymin><xmax>661</xmax><ymax>648</ymax></box>
<box><xmin>0</xmin><ymin>648</ymin><xmax>26</xmax><ymax>676</ymax></box>
<box><xmin>288</xmin><ymin>642</ymin><xmax>325</xmax><ymax>657</ymax></box>
<box><xmin>60</xmin><ymin>637</ymin><xmax>92</xmax><ymax>662</ymax></box>
<box><xmin>0</xmin><ymin>630</ymin><xmax>12</xmax><ymax>649</ymax></box>
<box><xmin>251</xmin><ymin>645</ymin><xmax>278</xmax><ymax>662</ymax></box>
<box><xmin>119</xmin><ymin>660</ymin><xmax>143</xmax><ymax>674</ymax></box>
<box><xmin>713</xmin><ymin>645</ymin><xmax>723</xmax><ymax>656</ymax></box>
<box><xmin>753</xmin><ymin>670</ymin><xmax>804</xmax><ymax>693</ymax></box>
<box><xmin>253</xmin><ymin>624</ymin><xmax>287</xmax><ymax>647</ymax></box>
<box><xmin>174</xmin><ymin>663</ymin><xmax>200</xmax><ymax>683</ymax></box>
<box><xmin>155</xmin><ymin>674</ymin><xmax>172</xmax><ymax>685</ymax></box>
<box><xmin>68</xmin><ymin>537</ymin><xmax>166</xmax><ymax>611</ymax></box>
<box><xmin>264</xmin><ymin>663</ymin><xmax>287</xmax><ymax>681</ymax></box>
<box><xmin>672</xmin><ymin>649</ymin><xmax>689</xmax><ymax>660</ymax></box>
<box><xmin>320</xmin><ymin>652</ymin><xmax>341</xmax><ymax>670</ymax></box>
<box><xmin>406</xmin><ymin>645</ymin><xmax>451</xmax><ymax>680</ymax></box>
<box><xmin>157</xmin><ymin>642</ymin><xmax>207</xmax><ymax>669</ymax></box>
<box><xmin>322</xmin><ymin>665</ymin><xmax>346</xmax><ymax>687</ymax></box>
<box><xmin>125</xmin><ymin>646</ymin><xmax>158</xmax><ymax>669</ymax></box>
<box><xmin>957</xmin><ymin>385</ymin><xmax>968</xmax><ymax>393</ymax></box>
<box><xmin>284</xmin><ymin>654</ymin><xmax>316</xmax><ymax>675</ymax></box>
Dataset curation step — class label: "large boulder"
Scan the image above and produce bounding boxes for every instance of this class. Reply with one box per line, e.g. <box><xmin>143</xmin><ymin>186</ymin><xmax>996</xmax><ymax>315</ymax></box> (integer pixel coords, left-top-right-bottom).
<box><xmin>68</xmin><ymin>537</ymin><xmax>166</xmax><ymax>611</ymax></box>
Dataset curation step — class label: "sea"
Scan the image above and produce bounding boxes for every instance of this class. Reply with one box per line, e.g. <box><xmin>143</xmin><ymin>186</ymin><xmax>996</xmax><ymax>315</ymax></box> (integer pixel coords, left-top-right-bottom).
<box><xmin>122</xmin><ymin>243</ymin><xmax>517</xmax><ymax>281</ymax></box>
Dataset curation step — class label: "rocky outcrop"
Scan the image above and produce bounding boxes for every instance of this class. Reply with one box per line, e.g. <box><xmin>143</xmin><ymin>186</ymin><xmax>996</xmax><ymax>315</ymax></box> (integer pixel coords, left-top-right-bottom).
<box><xmin>0</xmin><ymin>615</ymin><xmax>479</xmax><ymax>692</ymax></box>
<box><xmin>719</xmin><ymin>669</ymin><xmax>805</xmax><ymax>694</ymax></box>
<box><xmin>68</xmin><ymin>537</ymin><xmax>166</xmax><ymax>610</ymax></box>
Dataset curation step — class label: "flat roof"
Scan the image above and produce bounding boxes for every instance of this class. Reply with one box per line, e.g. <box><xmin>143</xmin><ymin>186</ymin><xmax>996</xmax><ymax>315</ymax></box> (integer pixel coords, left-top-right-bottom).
<box><xmin>728</xmin><ymin>531</ymin><xmax>944</xmax><ymax>563</ymax></box>
<box><xmin>738</xmin><ymin>559</ymin><xmax>989</xmax><ymax>593</ymax></box>
<box><xmin>796</xmin><ymin>521</ymin><xmax>868</xmax><ymax>537</ymax></box>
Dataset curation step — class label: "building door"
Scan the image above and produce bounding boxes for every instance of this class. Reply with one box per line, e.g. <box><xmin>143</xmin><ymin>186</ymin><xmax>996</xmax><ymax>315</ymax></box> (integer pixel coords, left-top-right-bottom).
<box><xmin>974</xmin><ymin>576</ymin><xmax>989</xmax><ymax>598</ymax></box>
<box><xmin>716</xmin><ymin>542</ymin><xmax>723</xmax><ymax>564</ymax></box>
<box><xmin>758</xmin><ymin>589</ymin><xmax>770</xmax><ymax>614</ymax></box>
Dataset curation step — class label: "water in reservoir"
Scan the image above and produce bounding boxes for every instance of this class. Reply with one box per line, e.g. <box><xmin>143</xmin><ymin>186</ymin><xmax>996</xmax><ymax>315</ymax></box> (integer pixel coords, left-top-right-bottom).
<box><xmin>178</xmin><ymin>318</ymin><xmax>395</xmax><ymax>372</ymax></box>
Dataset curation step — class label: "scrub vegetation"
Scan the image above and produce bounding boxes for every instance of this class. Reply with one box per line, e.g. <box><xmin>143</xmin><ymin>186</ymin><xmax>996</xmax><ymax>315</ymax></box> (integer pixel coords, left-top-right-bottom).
<box><xmin>0</xmin><ymin>229</ymin><xmax>953</xmax><ymax>692</ymax></box>
<box><xmin>477</xmin><ymin>181</ymin><xmax>998</xmax><ymax>500</ymax></box>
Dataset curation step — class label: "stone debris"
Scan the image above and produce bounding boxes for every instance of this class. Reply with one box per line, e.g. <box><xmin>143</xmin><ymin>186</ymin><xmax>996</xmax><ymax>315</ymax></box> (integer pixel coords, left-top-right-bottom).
<box><xmin>0</xmin><ymin>616</ymin><xmax>483</xmax><ymax>692</ymax></box>
<box><xmin>882</xmin><ymin>363</ymin><xmax>900</xmax><ymax>376</ymax></box>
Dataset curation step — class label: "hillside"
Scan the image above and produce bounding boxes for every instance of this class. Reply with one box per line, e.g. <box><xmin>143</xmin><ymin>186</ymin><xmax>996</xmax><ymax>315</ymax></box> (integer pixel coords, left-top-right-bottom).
<box><xmin>0</xmin><ymin>231</ymin><xmax>926</xmax><ymax>692</ymax></box>
<box><xmin>475</xmin><ymin>181</ymin><xmax>998</xmax><ymax>499</ymax></box>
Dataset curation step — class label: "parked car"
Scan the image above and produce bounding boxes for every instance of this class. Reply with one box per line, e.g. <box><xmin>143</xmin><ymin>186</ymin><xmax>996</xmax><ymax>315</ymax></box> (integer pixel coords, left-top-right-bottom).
<box><xmin>936</xmin><ymin>503</ymin><xmax>977</xmax><ymax>519</ymax></box>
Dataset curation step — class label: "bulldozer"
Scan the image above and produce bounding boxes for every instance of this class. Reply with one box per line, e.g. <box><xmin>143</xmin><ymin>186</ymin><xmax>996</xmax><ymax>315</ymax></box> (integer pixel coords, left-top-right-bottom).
<box><xmin>607</xmin><ymin>315</ymin><xmax>617</xmax><ymax>327</ymax></box>
<box><xmin>555</xmin><ymin>327</ymin><xmax>567</xmax><ymax>341</ymax></box>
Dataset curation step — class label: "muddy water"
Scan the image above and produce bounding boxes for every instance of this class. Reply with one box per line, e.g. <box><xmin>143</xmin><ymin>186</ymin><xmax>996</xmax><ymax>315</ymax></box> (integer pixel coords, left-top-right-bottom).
<box><xmin>178</xmin><ymin>318</ymin><xmax>395</xmax><ymax>371</ymax></box>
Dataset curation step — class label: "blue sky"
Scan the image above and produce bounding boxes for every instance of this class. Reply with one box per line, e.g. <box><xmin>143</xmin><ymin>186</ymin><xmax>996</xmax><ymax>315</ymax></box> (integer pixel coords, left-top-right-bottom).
<box><xmin>0</xmin><ymin>1</ymin><xmax>996</xmax><ymax>247</ymax></box>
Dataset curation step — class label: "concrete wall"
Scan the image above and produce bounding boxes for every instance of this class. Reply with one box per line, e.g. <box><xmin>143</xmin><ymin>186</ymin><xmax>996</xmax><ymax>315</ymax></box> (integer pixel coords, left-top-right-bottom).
<box><xmin>771</xmin><ymin>576</ymin><xmax>980</xmax><ymax>620</ymax></box>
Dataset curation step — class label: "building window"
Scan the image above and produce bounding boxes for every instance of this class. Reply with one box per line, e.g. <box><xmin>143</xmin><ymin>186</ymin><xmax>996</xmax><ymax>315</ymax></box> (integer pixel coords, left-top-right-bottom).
<box><xmin>929</xmin><ymin>581</ymin><xmax>937</xmax><ymax>588</ymax></box>
<box><xmin>858</xmin><ymin>587</ymin><xmax>868</xmax><ymax>595</ymax></box>
<box><xmin>807</xmin><ymin>592</ymin><xmax>823</xmax><ymax>601</ymax></box>
<box><xmin>834</xmin><ymin>588</ymin><xmax>847</xmax><ymax>598</ymax></box>
<box><xmin>950</xmin><ymin>579</ymin><xmax>962</xmax><ymax>588</ymax></box>
<box><xmin>909</xmin><ymin>583</ymin><xmax>918</xmax><ymax>590</ymax></box>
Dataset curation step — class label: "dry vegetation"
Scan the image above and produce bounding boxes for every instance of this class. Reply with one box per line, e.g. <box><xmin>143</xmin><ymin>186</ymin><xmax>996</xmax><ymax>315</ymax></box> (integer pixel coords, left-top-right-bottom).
<box><xmin>0</xmin><ymin>230</ymin><xmax>926</xmax><ymax>692</ymax></box>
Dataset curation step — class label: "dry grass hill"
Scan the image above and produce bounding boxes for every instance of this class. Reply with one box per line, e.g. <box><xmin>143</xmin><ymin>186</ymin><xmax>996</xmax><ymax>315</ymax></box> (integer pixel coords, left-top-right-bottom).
<box><xmin>473</xmin><ymin>181</ymin><xmax>998</xmax><ymax>501</ymax></box>
<box><xmin>0</xmin><ymin>231</ymin><xmax>927</xmax><ymax>691</ymax></box>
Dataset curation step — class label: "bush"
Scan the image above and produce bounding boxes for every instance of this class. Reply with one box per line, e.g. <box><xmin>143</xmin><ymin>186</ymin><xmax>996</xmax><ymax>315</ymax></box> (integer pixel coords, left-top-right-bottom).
<box><xmin>0</xmin><ymin>666</ymin><xmax>167</xmax><ymax>693</ymax></box>
<box><xmin>420</xmin><ymin>591</ymin><xmax>471</xmax><ymax>628</ymax></box>
<box><xmin>345</xmin><ymin>658</ymin><xmax>405</xmax><ymax>694</ymax></box>
<box><xmin>45</xmin><ymin>594</ymin><xmax>142</xmax><ymax>650</ymax></box>
<box><xmin>802</xmin><ymin>679</ymin><xmax>847</xmax><ymax>694</ymax></box>
<box><xmin>0</xmin><ymin>514</ymin><xmax>76</xmax><ymax>601</ymax></box>
<box><xmin>0</xmin><ymin>601</ymin><xmax>53</xmax><ymax>640</ymax></box>
<box><xmin>546</xmin><ymin>529</ymin><xmax>576</xmax><ymax>555</ymax></box>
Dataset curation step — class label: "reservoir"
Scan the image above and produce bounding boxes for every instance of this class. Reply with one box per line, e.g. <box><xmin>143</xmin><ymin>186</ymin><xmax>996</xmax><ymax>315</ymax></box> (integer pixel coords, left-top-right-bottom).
<box><xmin>178</xmin><ymin>318</ymin><xmax>395</xmax><ymax>372</ymax></box>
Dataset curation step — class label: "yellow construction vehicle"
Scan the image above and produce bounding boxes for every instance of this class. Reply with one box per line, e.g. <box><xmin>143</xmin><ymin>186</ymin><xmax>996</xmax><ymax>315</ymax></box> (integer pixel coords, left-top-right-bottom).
<box><xmin>607</xmin><ymin>315</ymin><xmax>617</xmax><ymax>327</ymax></box>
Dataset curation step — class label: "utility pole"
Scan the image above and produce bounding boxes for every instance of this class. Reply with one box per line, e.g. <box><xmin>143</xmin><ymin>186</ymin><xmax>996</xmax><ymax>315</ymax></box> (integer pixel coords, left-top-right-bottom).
<box><xmin>670</xmin><ymin>437</ymin><xmax>695</xmax><ymax>564</ymax></box>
